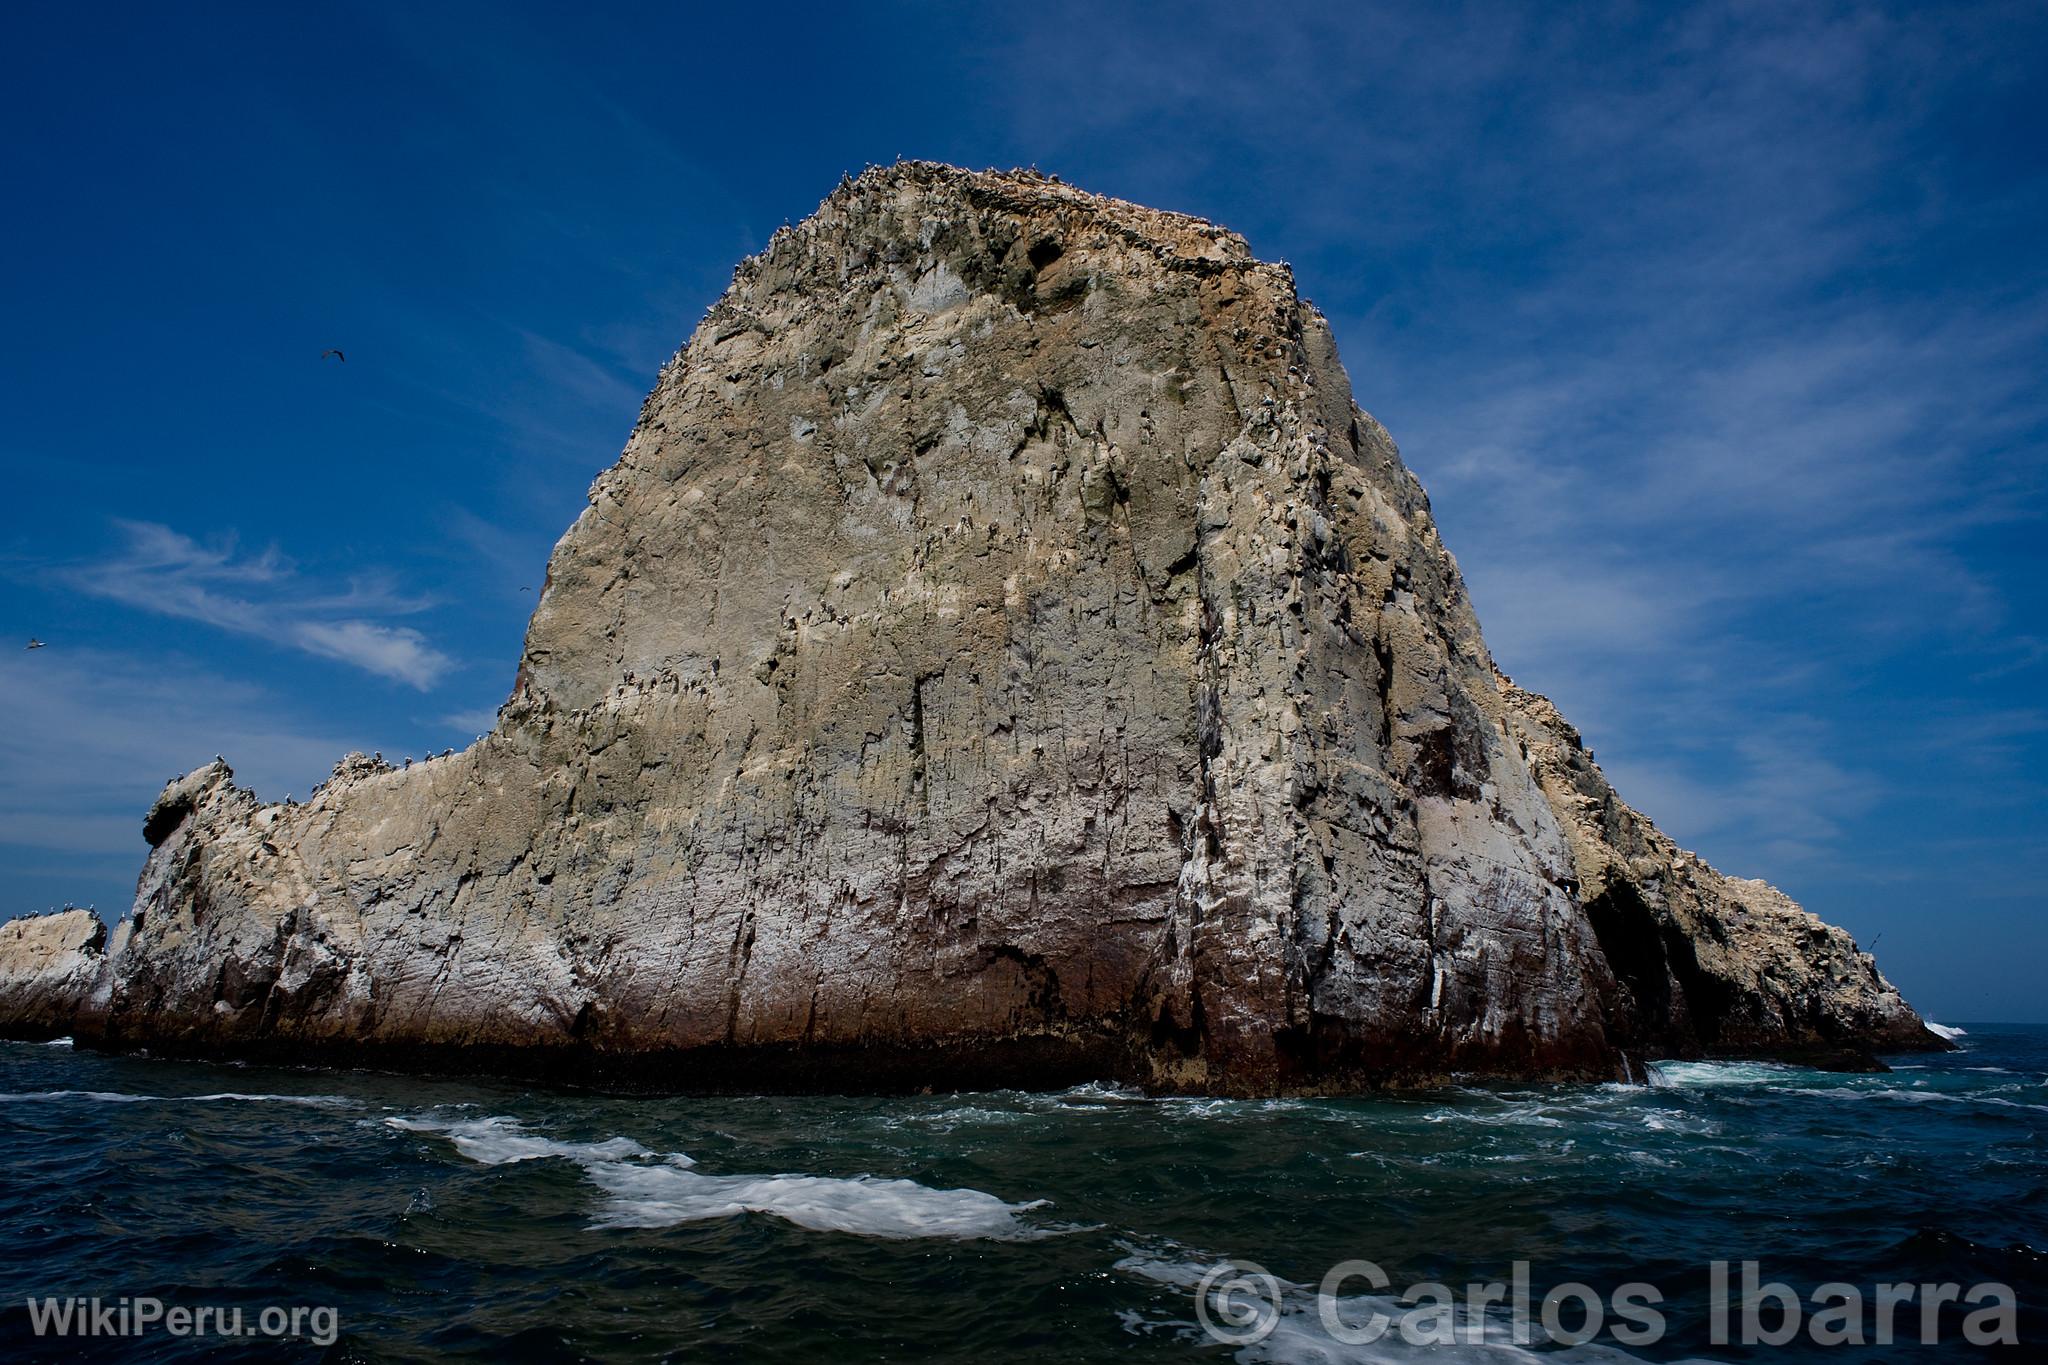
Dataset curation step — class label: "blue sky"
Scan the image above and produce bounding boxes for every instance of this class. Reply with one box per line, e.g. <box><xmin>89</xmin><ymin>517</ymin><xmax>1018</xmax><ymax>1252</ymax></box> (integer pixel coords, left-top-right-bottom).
<box><xmin>2</xmin><ymin>2</ymin><xmax>2042</xmax><ymax>1021</ymax></box>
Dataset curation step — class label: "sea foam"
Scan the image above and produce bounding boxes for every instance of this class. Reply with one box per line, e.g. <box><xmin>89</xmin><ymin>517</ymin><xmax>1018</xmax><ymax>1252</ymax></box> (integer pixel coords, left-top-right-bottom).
<box><xmin>587</xmin><ymin>1160</ymin><xmax>1047</xmax><ymax>1239</ymax></box>
<box><xmin>386</xmin><ymin>1114</ymin><xmax>654</xmax><ymax>1165</ymax></box>
<box><xmin>388</xmin><ymin>1113</ymin><xmax>1047</xmax><ymax>1241</ymax></box>
<box><xmin>1640</xmin><ymin>1060</ymin><xmax>1798</xmax><ymax>1088</ymax></box>
<box><xmin>0</xmin><ymin>1089</ymin><xmax>358</xmax><ymax>1107</ymax></box>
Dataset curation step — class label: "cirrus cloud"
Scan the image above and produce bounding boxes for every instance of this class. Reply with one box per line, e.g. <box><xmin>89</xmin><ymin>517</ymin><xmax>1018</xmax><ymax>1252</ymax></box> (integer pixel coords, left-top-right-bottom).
<box><xmin>59</xmin><ymin>520</ymin><xmax>456</xmax><ymax>690</ymax></box>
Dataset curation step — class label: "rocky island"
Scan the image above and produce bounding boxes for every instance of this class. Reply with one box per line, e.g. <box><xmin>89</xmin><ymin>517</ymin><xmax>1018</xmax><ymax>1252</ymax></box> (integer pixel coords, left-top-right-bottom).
<box><xmin>0</xmin><ymin>164</ymin><xmax>1939</xmax><ymax>1091</ymax></box>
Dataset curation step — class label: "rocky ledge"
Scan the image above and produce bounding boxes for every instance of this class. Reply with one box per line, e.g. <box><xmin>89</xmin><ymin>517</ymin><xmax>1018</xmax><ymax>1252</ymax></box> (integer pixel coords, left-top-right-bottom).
<box><xmin>0</xmin><ymin>163</ymin><xmax>1943</xmax><ymax>1090</ymax></box>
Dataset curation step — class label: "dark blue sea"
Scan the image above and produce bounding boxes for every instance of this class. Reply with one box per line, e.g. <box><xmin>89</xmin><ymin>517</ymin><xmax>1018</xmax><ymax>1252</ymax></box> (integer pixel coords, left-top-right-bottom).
<box><xmin>2</xmin><ymin>1025</ymin><xmax>2041</xmax><ymax>1361</ymax></box>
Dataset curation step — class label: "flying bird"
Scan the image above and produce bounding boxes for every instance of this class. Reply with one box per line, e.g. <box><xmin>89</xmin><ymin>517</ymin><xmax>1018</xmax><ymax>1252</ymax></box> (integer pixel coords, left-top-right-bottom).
<box><xmin>321</xmin><ymin>348</ymin><xmax>346</xmax><ymax>362</ymax></box>
<box><xmin>25</xmin><ymin>638</ymin><xmax>44</xmax><ymax>650</ymax></box>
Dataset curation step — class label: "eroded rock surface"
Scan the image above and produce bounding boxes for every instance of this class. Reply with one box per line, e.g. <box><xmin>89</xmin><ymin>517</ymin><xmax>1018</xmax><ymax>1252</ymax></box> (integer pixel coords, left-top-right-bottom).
<box><xmin>0</xmin><ymin>164</ymin><xmax>1938</xmax><ymax>1089</ymax></box>
<box><xmin>0</xmin><ymin>909</ymin><xmax>106</xmax><ymax>1041</ymax></box>
<box><xmin>1498</xmin><ymin>681</ymin><xmax>1929</xmax><ymax>1067</ymax></box>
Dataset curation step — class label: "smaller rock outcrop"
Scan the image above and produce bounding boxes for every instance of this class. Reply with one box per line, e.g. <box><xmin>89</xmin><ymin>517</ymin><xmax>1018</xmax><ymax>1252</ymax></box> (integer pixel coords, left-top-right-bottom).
<box><xmin>0</xmin><ymin>909</ymin><xmax>107</xmax><ymax>1041</ymax></box>
<box><xmin>1498</xmin><ymin>677</ymin><xmax>1931</xmax><ymax>1068</ymax></box>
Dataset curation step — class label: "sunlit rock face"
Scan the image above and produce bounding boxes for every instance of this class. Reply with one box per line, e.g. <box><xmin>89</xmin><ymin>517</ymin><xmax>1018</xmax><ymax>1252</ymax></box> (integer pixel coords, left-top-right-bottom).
<box><xmin>0</xmin><ymin>164</ymin><xmax>1933</xmax><ymax>1090</ymax></box>
<box><xmin>0</xmin><ymin>909</ymin><xmax>105</xmax><ymax>1040</ymax></box>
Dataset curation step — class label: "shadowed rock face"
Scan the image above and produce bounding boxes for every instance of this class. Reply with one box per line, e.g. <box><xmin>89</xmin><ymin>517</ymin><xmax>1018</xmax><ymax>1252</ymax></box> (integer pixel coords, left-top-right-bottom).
<box><xmin>1498</xmin><ymin>684</ymin><xmax>1933</xmax><ymax>1067</ymax></box>
<box><xmin>0</xmin><ymin>164</ymin><xmax>1937</xmax><ymax>1089</ymax></box>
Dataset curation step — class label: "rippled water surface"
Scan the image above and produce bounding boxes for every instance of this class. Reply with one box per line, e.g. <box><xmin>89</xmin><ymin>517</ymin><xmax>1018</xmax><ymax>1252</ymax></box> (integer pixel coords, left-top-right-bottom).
<box><xmin>2</xmin><ymin>1027</ymin><xmax>2042</xmax><ymax>1360</ymax></box>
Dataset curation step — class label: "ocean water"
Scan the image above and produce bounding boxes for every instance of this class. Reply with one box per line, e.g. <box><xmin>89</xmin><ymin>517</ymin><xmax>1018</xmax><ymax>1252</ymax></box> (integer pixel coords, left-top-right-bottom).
<box><xmin>1</xmin><ymin>1028</ymin><xmax>2041</xmax><ymax>1361</ymax></box>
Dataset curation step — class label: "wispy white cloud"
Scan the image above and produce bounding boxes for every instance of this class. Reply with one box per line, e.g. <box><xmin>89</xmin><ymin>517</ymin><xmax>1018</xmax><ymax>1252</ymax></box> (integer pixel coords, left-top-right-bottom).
<box><xmin>0</xmin><ymin>649</ymin><xmax>372</xmax><ymax>916</ymax></box>
<box><xmin>514</xmin><ymin>327</ymin><xmax>650</xmax><ymax>421</ymax></box>
<box><xmin>61</xmin><ymin>521</ymin><xmax>456</xmax><ymax>690</ymax></box>
<box><xmin>289</xmin><ymin>620</ymin><xmax>450</xmax><ymax>690</ymax></box>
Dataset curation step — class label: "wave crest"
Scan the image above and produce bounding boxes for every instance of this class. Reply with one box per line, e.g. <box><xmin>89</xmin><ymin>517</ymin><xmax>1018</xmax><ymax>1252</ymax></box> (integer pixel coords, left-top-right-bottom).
<box><xmin>387</xmin><ymin>1113</ymin><xmax>1048</xmax><ymax>1241</ymax></box>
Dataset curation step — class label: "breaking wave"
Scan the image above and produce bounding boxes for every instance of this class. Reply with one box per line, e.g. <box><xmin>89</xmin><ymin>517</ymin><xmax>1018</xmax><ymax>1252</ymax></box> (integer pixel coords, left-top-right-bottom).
<box><xmin>388</xmin><ymin>1113</ymin><xmax>1049</xmax><ymax>1241</ymax></box>
<box><xmin>387</xmin><ymin>1114</ymin><xmax>653</xmax><ymax>1165</ymax></box>
<box><xmin>0</xmin><ymin>1089</ymin><xmax>359</xmax><ymax>1107</ymax></box>
<box><xmin>1641</xmin><ymin>1060</ymin><xmax>1801</xmax><ymax>1088</ymax></box>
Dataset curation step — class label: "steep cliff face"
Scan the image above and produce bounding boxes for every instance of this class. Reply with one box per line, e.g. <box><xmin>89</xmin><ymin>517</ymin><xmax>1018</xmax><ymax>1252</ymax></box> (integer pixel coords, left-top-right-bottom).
<box><xmin>1</xmin><ymin>164</ymin><xmax>1937</xmax><ymax>1089</ymax></box>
